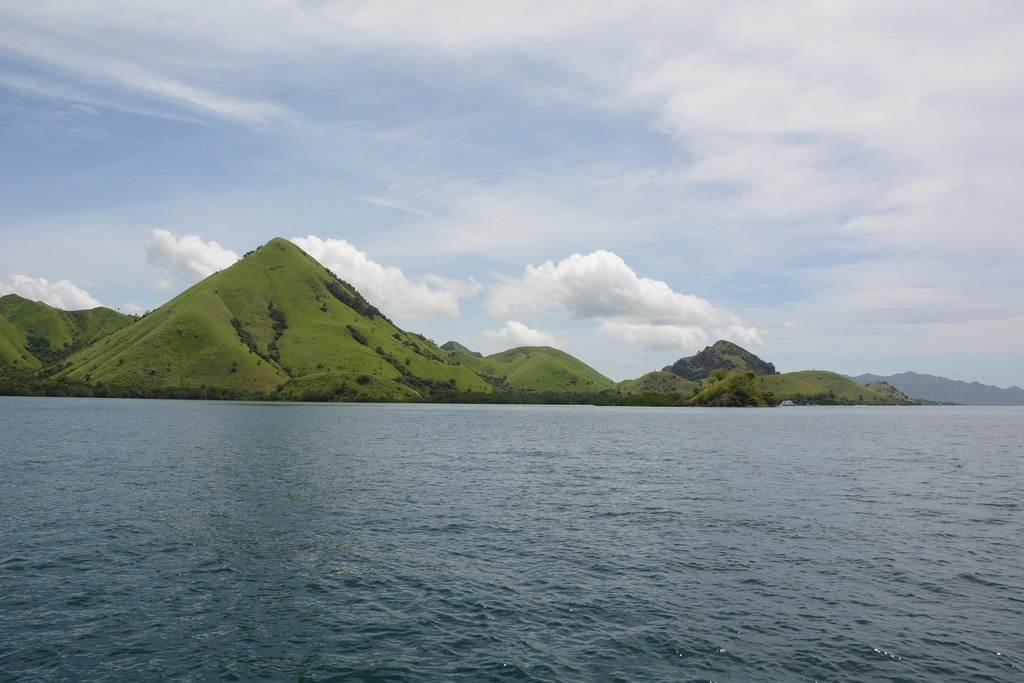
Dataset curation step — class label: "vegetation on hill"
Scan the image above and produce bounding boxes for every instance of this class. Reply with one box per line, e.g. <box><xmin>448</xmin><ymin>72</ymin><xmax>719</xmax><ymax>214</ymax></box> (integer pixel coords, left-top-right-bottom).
<box><xmin>2</xmin><ymin>239</ymin><xmax>615</xmax><ymax>402</ymax></box>
<box><xmin>603</xmin><ymin>342</ymin><xmax>925</xmax><ymax>407</ymax></box>
<box><xmin>445</xmin><ymin>345</ymin><xmax>616</xmax><ymax>393</ymax></box>
<box><xmin>599</xmin><ymin>369</ymin><xmax>777</xmax><ymax>407</ymax></box>
<box><xmin>755</xmin><ymin>371</ymin><xmax>916</xmax><ymax>405</ymax></box>
<box><xmin>618</xmin><ymin>371</ymin><xmax>697</xmax><ymax>396</ymax></box>
<box><xmin>0</xmin><ymin>241</ymin><xmax>982</xmax><ymax>407</ymax></box>
<box><xmin>440</xmin><ymin>341</ymin><xmax>483</xmax><ymax>358</ymax></box>
<box><xmin>664</xmin><ymin>340</ymin><xmax>777</xmax><ymax>380</ymax></box>
<box><xmin>0</xmin><ymin>294</ymin><xmax>135</xmax><ymax>372</ymax></box>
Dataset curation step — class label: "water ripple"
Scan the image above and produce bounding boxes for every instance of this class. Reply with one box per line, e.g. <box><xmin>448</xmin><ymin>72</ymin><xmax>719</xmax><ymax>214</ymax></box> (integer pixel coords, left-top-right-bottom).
<box><xmin>1</xmin><ymin>400</ymin><xmax>1022</xmax><ymax>681</ymax></box>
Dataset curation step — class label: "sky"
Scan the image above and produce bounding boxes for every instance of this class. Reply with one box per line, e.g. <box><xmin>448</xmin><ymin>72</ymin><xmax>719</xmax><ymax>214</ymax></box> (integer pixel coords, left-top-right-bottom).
<box><xmin>1</xmin><ymin>0</ymin><xmax>1022</xmax><ymax>387</ymax></box>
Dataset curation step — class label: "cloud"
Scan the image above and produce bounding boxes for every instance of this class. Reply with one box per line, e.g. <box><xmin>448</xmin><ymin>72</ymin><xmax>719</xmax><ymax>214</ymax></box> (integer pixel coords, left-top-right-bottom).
<box><xmin>484</xmin><ymin>321</ymin><xmax>556</xmax><ymax>347</ymax></box>
<box><xmin>381</xmin><ymin>183</ymin><xmax>628</xmax><ymax>263</ymax></box>
<box><xmin>596</xmin><ymin>321</ymin><xmax>709</xmax><ymax>352</ymax></box>
<box><xmin>0</xmin><ymin>15</ymin><xmax>290</xmax><ymax>124</ymax></box>
<box><xmin>149</xmin><ymin>276</ymin><xmax>173</xmax><ymax>292</ymax></box>
<box><xmin>120</xmin><ymin>301</ymin><xmax>144</xmax><ymax>315</ymax></box>
<box><xmin>0</xmin><ymin>272</ymin><xmax>103</xmax><ymax>310</ymax></box>
<box><xmin>292</xmin><ymin>235</ymin><xmax>482</xmax><ymax>319</ymax></box>
<box><xmin>489</xmin><ymin>251</ymin><xmax>696</xmax><ymax>322</ymax></box>
<box><xmin>145</xmin><ymin>228</ymin><xmax>239</xmax><ymax>281</ymax></box>
<box><xmin>107</xmin><ymin>62</ymin><xmax>288</xmax><ymax>122</ymax></box>
<box><xmin>485</xmin><ymin>250</ymin><xmax>762</xmax><ymax>352</ymax></box>
<box><xmin>632</xmin><ymin>3</ymin><xmax>1024</xmax><ymax>247</ymax></box>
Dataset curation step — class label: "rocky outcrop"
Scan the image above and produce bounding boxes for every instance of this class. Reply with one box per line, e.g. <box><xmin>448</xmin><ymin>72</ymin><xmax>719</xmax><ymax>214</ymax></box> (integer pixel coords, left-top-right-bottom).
<box><xmin>664</xmin><ymin>340</ymin><xmax>776</xmax><ymax>380</ymax></box>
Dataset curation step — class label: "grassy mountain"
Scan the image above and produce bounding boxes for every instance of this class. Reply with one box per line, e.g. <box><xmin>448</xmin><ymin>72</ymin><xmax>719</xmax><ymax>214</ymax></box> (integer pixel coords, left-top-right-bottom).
<box><xmin>664</xmin><ymin>340</ymin><xmax>777</xmax><ymax>380</ymax></box>
<box><xmin>851</xmin><ymin>372</ymin><xmax>1024</xmax><ymax>405</ymax></box>
<box><xmin>440</xmin><ymin>341</ymin><xmax>483</xmax><ymax>358</ymax></box>
<box><xmin>617</xmin><ymin>371</ymin><xmax>697</xmax><ymax>396</ymax></box>
<box><xmin>0</xmin><ymin>294</ymin><xmax>135</xmax><ymax>372</ymax></box>
<box><xmin>39</xmin><ymin>238</ymin><xmax>611</xmax><ymax>401</ymax></box>
<box><xmin>50</xmin><ymin>238</ymin><xmax>489</xmax><ymax>399</ymax></box>
<box><xmin>688</xmin><ymin>371</ymin><xmax>776</xmax><ymax>407</ymax></box>
<box><xmin>865</xmin><ymin>380</ymin><xmax>915</xmax><ymax>403</ymax></box>
<box><xmin>756</xmin><ymin>371</ymin><xmax>916</xmax><ymax>405</ymax></box>
<box><xmin>443</xmin><ymin>344</ymin><xmax>615</xmax><ymax>393</ymax></box>
<box><xmin>601</xmin><ymin>369</ymin><xmax>775</xmax><ymax>407</ymax></box>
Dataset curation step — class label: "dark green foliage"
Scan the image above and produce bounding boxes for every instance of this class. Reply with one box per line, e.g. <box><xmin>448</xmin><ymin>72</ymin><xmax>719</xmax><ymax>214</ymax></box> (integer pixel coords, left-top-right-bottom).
<box><xmin>346</xmin><ymin>325</ymin><xmax>368</xmax><ymax>346</ymax></box>
<box><xmin>397</xmin><ymin>375</ymin><xmax>457</xmax><ymax>395</ymax></box>
<box><xmin>324</xmin><ymin>276</ymin><xmax>387</xmax><ymax>321</ymax></box>
<box><xmin>785</xmin><ymin>391</ymin><xmax>855</xmax><ymax>406</ymax></box>
<box><xmin>708</xmin><ymin>368</ymin><xmax>731</xmax><ymax>383</ymax></box>
<box><xmin>688</xmin><ymin>373</ymin><xmax>771</xmax><ymax>406</ymax></box>
<box><xmin>24</xmin><ymin>335</ymin><xmax>68</xmax><ymax>365</ymax></box>
<box><xmin>230</xmin><ymin>318</ymin><xmax>259</xmax><ymax>355</ymax></box>
<box><xmin>0</xmin><ymin>376</ymin><xmax>261</xmax><ymax>401</ymax></box>
<box><xmin>267</xmin><ymin>299</ymin><xmax>288</xmax><ymax>337</ymax></box>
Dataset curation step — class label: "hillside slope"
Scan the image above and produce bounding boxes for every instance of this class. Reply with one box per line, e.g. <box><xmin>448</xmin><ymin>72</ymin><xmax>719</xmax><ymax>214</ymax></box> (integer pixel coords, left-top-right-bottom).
<box><xmin>0</xmin><ymin>294</ymin><xmax>135</xmax><ymax>371</ymax></box>
<box><xmin>757</xmin><ymin>371</ymin><xmax>916</xmax><ymax>405</ymax></box>
<box><xmin>617</xmin><ymin>371</ymin><xmax>696</xmax><ymax>396</ymax></box>
<box><xmin>444</xmin><ymin>344</ymin><xmax>615</xmax><ymax>393</ymax></box>
<box><xmin>47</xmin><ymin>239</ymin><xmax>611</xmax><ymax>400</ymax></box>
<box><xmin>53</xmin><ymin>239</ymin><xmax>490</xmax><ymax>399</ymax></box>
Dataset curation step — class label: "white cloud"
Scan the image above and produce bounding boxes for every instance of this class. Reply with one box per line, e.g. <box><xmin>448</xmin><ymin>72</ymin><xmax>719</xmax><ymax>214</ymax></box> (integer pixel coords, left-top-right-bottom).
<box><xmin>631</xmin><ymin>2</ymin><xmax>1024</xmax><ymax>251</ymax></box>
<box><xmin>149</xmin><ymin>276</ymin><xmax>173</xmax><ymax>292</ymax></box>
<box><xmin>0</xmin><ymin>272</ymin><xmax>103</xmax><ymax>310</ymax></box>
<box><xmin>145</xmin><ymin>229</ymin><xmax>239</xmax><ymax>281</ymax></box>
<box><xmin>486</xmin><ymin>250</ymin><xmax>760</xmax><ymax>353</ymax></box>
<box><xmin>107</xmin><ymin>61</ymin><xmax>288</xmax><ymax>122</ymax></box>
<box><xmin>490</xmin><ymin>250</ymin><xmax>741</xmax><ymax>320</ymax></box>
<box><xmin>597</xmin><ymin>321</ymin><xmax>708</xmax><ymax>352</ymax></box>
<box><xmin>0</xmin><ymin>15</ymin><xmax>289</xmax><ymax>124</ymax></box>
<box><xmin>292</xmin><ymin>235</ymin><xmax>481</xmax><ymax>319</ymax></box>
<box><xmin>484</xmin><ymin>321</ymin><xmax>556</xmax><ymax>347</ymax></box>
<box><xmin>120</xmin><ymin>301</ymin><xmax>144</xmax><ymax>315</ymax></box>
<box><xmin>715</xmin><ymin>325</ymin><xmax>764</xmax><ymax>348</ymax></box>
<box><xmin>382</xmin><ymin>184</ymin><xmax>626</xmax><ymax>262</ymax></box>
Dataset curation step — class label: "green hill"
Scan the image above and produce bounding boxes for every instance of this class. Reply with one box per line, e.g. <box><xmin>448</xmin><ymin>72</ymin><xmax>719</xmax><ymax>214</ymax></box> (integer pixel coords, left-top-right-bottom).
<box><xmin>664</xmin><ymin>340</ymin><xmax>777</xmax><ymax>380</ymax></box>
<box><xmin>50</xmin><ymin>238</ymin><xmax>490</xmax><ymax>399</ymax></box>
<box><xmin>688</xmin><ymin>371</ymin><xmax>776</xmax><ymax>407</ymax></box>
<box><xmin>600</xmin><ymin>368</ymin><xmax>775</xmax><ymax>407</ymax></box>
<box><xmin>755</xmin><ymin>370</ymin><xmax>916</xmax><ymax>405</ymax></box>
<box><xmin>37</xmin><ymin>238</ymin><xmax>611</xmax><ymax>401</ymax></box>
<box><xmin>444</xmin><ymin>344</ymin><xmax>615</xmax><ymax>393</ymax></box>
<box><xmin>617</xmin><ymin>371</ymin><xmax>696</xmax><ymax>396</ymax></box>
<box><xmin>0</xmin><ymin>294</ymin><xmax>135</xmax><ymax>371</ymax></box>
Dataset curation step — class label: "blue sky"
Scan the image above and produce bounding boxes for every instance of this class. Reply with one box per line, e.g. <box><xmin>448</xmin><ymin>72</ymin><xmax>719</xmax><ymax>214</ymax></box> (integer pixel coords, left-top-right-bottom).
<box><xmin>2</xmin><ymin>1</ymin><xmax>1022</xmax><ymax>386</ymax></box>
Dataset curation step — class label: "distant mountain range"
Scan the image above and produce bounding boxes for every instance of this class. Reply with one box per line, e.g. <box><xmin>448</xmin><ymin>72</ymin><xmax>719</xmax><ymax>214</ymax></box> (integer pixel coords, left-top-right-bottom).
<box><xmin>850</xmin><ymin>372</ymin><xmax>1024</xmax><ymax>405</ymax></box>
<box><xmin>2</xmin><ymin>237</ymin><xmax>1016</xmax><ymax>406</ymax></box>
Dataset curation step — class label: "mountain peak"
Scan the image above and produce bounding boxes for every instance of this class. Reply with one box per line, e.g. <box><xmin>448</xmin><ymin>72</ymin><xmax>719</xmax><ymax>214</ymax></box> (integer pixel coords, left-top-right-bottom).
<box><xmin>25</xmin><ymin>238</ymin><xmax>610</xmax><ymax>401</ymax></box>
<box><xmin>663</xmin><ymin>340</ymin><xmax>777</xmax><ymax>381</ymax></box>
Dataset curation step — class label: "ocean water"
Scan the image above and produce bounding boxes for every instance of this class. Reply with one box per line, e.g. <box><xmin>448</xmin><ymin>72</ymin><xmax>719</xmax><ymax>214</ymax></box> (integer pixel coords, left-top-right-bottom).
<box><xmin>1</xmin><ymin>397</ymin><xmax>1021</xmax><ymax>682</ymax></box>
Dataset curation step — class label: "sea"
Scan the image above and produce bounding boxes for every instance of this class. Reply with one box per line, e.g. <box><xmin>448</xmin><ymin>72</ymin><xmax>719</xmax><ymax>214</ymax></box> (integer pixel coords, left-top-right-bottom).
<box><xmin>1</xmin><ymin>397</ymin><xmax>1021</xmax><ymax>682</ymax></box>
